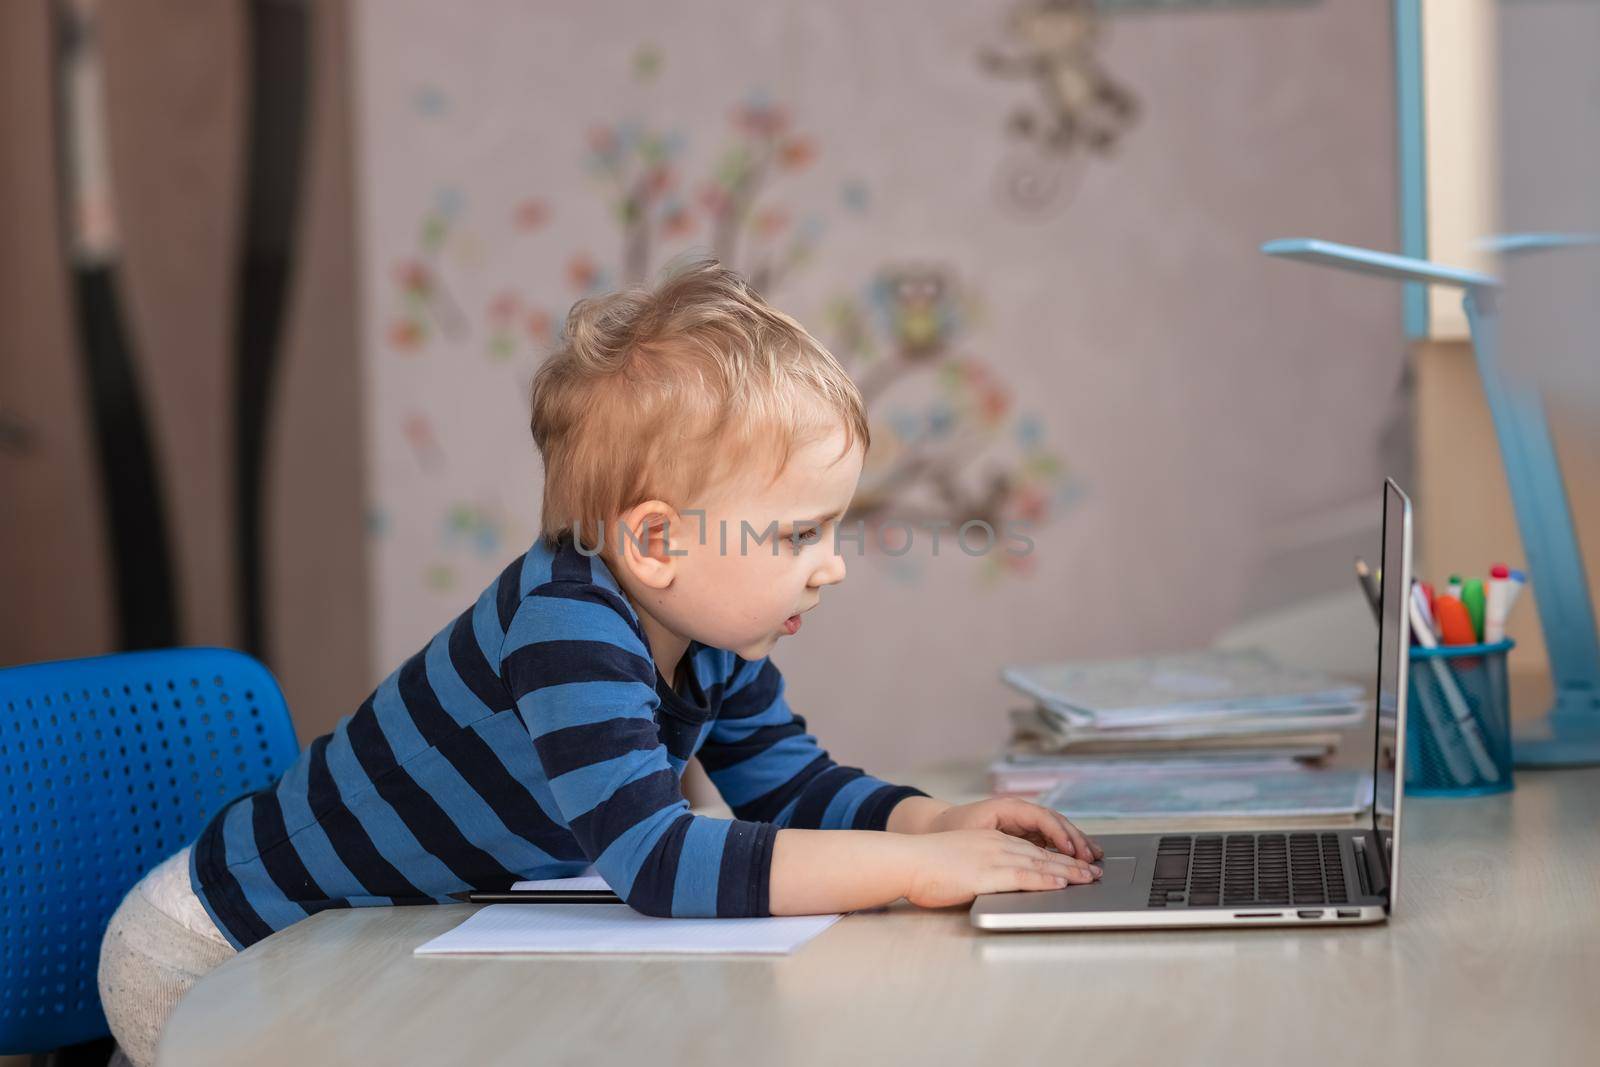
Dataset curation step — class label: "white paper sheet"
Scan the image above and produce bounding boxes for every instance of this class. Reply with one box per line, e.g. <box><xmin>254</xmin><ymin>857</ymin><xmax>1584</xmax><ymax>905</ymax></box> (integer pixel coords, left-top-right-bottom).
<box><xmin>415</xmin><ymin>904</ymin><xmax>840</xmax><ymax>956</ymax></box>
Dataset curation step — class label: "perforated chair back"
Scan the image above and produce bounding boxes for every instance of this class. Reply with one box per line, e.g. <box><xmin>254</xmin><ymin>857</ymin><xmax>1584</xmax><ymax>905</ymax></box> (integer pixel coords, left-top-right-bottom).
<box><xmin>0</xmin><ymin>647</ymin><xmax>301</xmax><ymax>1053</ymax></box>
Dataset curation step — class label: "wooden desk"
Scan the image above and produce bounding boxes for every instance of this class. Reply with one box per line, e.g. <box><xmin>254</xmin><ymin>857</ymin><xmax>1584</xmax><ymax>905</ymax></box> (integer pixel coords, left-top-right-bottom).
<box><xmin>158</xmin><ymin>765</ymin><xmax>1600</xmax><ymax>1067</ymax></box>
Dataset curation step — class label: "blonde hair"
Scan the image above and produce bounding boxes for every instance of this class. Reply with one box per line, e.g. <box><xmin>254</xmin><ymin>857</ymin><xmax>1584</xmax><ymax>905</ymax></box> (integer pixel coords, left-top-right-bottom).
<box><xmin>529</xmin><ymin>256</ymin><xmax>869</xmax><ymax>547</ymax></box>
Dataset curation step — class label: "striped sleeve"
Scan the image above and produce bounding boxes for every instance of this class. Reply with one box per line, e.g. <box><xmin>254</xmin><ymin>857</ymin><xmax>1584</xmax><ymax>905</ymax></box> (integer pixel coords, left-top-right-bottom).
<box><xmin>501</xmin><ymin>582</ymin><xmax>777</xmax><ymax>918</ymax></box>
<box><xmin>698</xmin><ymin>657</ymin><xmax>928</xmax><ymax>831</ymax></box>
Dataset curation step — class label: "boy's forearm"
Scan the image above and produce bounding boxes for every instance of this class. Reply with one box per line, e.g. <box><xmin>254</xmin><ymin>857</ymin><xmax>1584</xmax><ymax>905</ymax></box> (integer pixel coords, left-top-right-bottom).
<box><xmin>767</xmin><ymin>828</ymin><xmax>917</xmax><ymax>914</ymax></box>
<box><xmin>883</xmin><ymin>794</ymin><xmax>951</xmax><ymax>835</ymax></box>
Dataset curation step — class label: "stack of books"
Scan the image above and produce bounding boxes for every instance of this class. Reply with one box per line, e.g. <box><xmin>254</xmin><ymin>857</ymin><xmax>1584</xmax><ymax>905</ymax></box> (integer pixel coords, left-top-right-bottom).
<box><xmin>991</xmin><ymin>650</ymin><xmax>1367</xmax><ymax>800</ymax></box>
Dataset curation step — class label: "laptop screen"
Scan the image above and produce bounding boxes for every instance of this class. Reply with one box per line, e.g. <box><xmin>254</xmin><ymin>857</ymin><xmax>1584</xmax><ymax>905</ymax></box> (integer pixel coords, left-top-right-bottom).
<box><xmin>1371</xmin><ymin>480</ymin><xmax>1412</xmax><ymax>879</ymax></box>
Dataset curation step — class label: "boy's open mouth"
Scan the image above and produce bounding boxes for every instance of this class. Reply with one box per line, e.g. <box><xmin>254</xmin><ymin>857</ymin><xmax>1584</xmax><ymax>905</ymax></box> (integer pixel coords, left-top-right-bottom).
<box><xmin>783</xmin><ymin>614</ymin><xmax>802</xmax><ymax>635</ymax></box>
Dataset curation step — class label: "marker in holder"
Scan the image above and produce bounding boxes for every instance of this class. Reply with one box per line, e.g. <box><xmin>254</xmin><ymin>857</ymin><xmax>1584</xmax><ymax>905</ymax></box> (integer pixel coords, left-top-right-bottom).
<box><xmin>1405</xmin><ymin>640</ymin><xmax>1515</xmax><ymax>796</ymax></box>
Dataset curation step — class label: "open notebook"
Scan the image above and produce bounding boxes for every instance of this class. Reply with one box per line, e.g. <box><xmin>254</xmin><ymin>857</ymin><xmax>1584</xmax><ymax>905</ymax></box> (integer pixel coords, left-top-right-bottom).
<box><xmin>415</xmin><ymin>871</ymin><xmax>840</xmax><ymax>956</ymax></box>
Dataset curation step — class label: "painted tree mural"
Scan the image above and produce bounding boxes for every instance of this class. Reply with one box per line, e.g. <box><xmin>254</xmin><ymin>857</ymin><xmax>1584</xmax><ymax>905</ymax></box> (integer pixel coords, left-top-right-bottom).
<box><xmin>382</xmin><ymin>50</ymin><xmax>1085</xmax><ymax>585</ymax></box>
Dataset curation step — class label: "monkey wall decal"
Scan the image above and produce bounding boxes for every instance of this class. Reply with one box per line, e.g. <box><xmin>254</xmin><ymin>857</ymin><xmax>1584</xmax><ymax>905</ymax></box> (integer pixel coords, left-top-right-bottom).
<box><xmin>979</xmin><ymin>0</ymin><xmax>1140</xmax><ymax>214</ymax></box>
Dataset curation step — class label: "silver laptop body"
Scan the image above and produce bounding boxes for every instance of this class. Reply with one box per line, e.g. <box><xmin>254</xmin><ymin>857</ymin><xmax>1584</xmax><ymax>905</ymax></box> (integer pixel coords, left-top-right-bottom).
<box><xmin>972</xmin><ymin>479</ymin><xmax>1411</xmax><ymax>931</ymax></box>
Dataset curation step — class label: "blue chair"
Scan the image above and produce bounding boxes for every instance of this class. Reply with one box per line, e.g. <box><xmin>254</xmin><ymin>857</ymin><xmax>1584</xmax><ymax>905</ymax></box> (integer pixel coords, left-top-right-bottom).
<box><xmin>1</xmin><ymin>648</ymin><xmax>301</xmax><ymax>1057</ymax></box>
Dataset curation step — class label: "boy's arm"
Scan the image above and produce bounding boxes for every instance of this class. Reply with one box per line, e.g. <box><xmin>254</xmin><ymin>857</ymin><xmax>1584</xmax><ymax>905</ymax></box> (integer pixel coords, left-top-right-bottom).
<box><xmin>882</xmin><ymin>795</ymin><xmax>954</xmax><ymax>834</ymax></box>
<box><xmin>702</xmin><ymin>657</ymin><xmax>1103</xmax><ymax>863</ymax></box>
<box><xmin>766</xmin><ymin>824</ymin><xmax>1100</xmax><ymax>914</ymax></box>
<box><xmin>697</xmin><ymin>657</ymin><xmax>929</xmax><ymax>831</ymax></box>
<box><xmin>502</xmin><ymin>604</ymin><xmax>1101</xmax><ymax>919</ymax></box>
<box><xmin>501</xmin><ymin>585</ymin><xmax>781</xmax><ymax>918</ymax></box>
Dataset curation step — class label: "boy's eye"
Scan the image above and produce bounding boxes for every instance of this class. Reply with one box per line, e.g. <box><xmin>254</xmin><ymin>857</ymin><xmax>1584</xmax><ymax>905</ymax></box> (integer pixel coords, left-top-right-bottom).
<box><xmin>787</xmin><ymin>523</ymin><xmax>826</xmax><ymax>552</ymax></box>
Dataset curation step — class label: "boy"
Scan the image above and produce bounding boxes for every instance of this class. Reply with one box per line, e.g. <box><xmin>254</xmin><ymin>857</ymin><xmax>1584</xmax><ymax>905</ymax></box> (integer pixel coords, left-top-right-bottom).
<box><xmin>98</xmin><ymin>258</ymin><xmax>1101</xmax><ymax>1067</ymax></box>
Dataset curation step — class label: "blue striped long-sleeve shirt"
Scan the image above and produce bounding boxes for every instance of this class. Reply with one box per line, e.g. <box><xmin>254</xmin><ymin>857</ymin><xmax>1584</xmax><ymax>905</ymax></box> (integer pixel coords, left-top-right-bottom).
<box><xmin>190</xmin><ymin>536</ymin><xmax>927</xmax><ymax>948</ymax></box>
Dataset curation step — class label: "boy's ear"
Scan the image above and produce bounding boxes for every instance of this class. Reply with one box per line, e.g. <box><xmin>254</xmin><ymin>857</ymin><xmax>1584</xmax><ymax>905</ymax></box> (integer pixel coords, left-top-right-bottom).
<box><xmin>615</xmin><ymin>500</ymin><xmax>683</xmax><ymax>590</ymax></box>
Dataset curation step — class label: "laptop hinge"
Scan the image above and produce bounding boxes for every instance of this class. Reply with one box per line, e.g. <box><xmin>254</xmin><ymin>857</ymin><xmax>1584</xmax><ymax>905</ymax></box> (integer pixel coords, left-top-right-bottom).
<box><xmin>1353</xmin><ymin>835</ymin><xmax>1388</xmax><ymax>898</ymax></box>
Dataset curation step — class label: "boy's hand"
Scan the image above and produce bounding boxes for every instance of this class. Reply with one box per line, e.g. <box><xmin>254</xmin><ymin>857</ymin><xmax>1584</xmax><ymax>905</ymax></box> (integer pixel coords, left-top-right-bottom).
<box><xmin>901</xmin><ymin>830</ymin><xmax>1102</xmax><ymax>909</ymax></box>
<box><xmin>926</xmin><ymin>798</ymin><xmax>1103</xmax><ymax>862</ymax></box>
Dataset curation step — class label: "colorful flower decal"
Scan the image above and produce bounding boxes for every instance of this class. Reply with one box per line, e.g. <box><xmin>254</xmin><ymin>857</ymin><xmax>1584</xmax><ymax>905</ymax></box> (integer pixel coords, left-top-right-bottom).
<box><xmin>385</xmin><ymin>188</ymin><xmax>471</xmax><ymax>354</ymax></box>
<box><xmin>442</xmin><ymin>502</ymin><xmax>508</xmax><ymax>558</ymax></box>
<box><xmin>486</xmin><ymin>291</ymin><xmax>523</xmax><ymax>360</ymax></box>
<box><xmin>401</xmin><ymin>411</ymin><xmax>446</xmax><ymax>472</ymax></box>
<box><xmin>425</xmin><ymin>500</ymin><xmax>537</xmax><ymax>597</ymax></box>
<box><xmin>513</xmin><ymin>197</ymin><xmax>550</xmax><ymax>232</ymax></box>
<box><xmin>424</xmin><ymin>562</ymin><xmax>455</xmax><ymax>592</ymax></box>
<box><xmin>525</xmin><ymin>308</ymin><xmax>553</xmax><ymax>347</ymax></box>
<box><xmin>632</xmin><ymin>44</ymin><xmax>663</xmax><ymax>83</ymax></box>
<box><xmin>566</xmin><ymin>253</ymin><xmax>609</xmax><ymax>296</ymax></box>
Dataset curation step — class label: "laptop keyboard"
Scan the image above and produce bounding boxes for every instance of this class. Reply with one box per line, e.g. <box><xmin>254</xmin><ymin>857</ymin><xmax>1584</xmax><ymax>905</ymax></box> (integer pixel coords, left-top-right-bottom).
<box><xmin>1147</xmin><ymin>833</ymin><xmax>1349</xmax><ymax>908</ymax></box>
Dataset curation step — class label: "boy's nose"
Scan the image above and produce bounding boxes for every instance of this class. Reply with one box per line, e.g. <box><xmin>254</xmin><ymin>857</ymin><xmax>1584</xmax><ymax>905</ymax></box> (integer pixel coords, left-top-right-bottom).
<box><xmin>812</xmin><ymin>547</ymin><xmax>847</xmax><ymax>587</ymax></box>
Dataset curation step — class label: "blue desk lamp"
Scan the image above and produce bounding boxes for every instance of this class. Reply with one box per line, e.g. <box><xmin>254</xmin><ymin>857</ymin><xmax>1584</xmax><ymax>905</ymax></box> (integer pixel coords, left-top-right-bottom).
<box><xmin>1263</xmin><ymin>237</ymin><xmax>1600</xmax><ymax>766</ymax></box>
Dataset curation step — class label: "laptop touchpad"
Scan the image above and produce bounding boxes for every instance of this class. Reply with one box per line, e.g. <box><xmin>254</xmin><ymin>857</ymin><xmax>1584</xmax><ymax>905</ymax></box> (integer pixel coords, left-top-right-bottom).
<box><xmin>1086</xmin><ymin>856</ymin><xmax>1136</xmax><ymax>887</ymax></box>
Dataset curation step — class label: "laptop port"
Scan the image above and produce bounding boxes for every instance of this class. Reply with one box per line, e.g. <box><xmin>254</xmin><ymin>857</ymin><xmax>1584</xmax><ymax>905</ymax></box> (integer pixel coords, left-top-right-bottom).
<box><xmin>1336</xmin><ymin>909</ymin><xmax>1360</xmax><ymax>919</ymax></box>
<box><xmin>1297</xmin><ymin>910</ymin><xmax>1323</xmax><ymax>919</ymax></box>
<box><xmin>1234</xmin><ymin>912</ymin><xmax>1282</xmax><ymax>919</ymax></box>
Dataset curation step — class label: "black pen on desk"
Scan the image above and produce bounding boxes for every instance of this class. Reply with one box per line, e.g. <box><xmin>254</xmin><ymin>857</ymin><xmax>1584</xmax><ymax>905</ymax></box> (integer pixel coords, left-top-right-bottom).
<box><xmin>1354</xmin><ymin>557</ymin><xmax>1382</xmax><ymax>622</ymax></box>
<box><xmin>450</xmin><ymin>889</ymin><xmax>623</xmax><ymax>904</ymax></box>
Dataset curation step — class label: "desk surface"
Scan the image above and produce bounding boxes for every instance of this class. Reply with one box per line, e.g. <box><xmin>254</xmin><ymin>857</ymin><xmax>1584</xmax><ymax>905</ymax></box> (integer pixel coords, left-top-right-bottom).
<box><xmin>159</xmin><ymin>765</ymin><xmax>1600</xmax><ymax>1067</ymax></box>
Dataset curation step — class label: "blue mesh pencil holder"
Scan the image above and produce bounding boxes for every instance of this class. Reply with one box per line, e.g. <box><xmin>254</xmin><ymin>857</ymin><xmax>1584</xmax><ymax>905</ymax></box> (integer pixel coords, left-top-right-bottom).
<box><xmin>1405</xmin><ymin>640</ymin><xmax>1515</xmax><ymax>796</ymax></box>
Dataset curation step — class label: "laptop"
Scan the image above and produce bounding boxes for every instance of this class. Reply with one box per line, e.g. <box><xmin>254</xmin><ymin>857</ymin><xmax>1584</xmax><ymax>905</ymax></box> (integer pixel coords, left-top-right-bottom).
<box><xmin>972</xmin><ymin>478</ymin><xmax>1412</xmax><ymax>931</ymax></box>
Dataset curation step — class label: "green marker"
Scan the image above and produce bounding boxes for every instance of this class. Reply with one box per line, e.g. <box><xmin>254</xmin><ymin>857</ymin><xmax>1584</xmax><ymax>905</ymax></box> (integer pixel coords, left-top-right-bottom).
<box><xmin>1461</xmin><ymin>578</ymin><xmax>1486</xmax><ymax>642</ymax></box>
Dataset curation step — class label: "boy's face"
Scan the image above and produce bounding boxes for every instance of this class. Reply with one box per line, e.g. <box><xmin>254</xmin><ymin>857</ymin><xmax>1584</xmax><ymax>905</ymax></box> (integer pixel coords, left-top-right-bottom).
<box><xmin>616</xmin><ymin>423</ymin><xmax>862</xmax><ymax>665</ymax></box>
